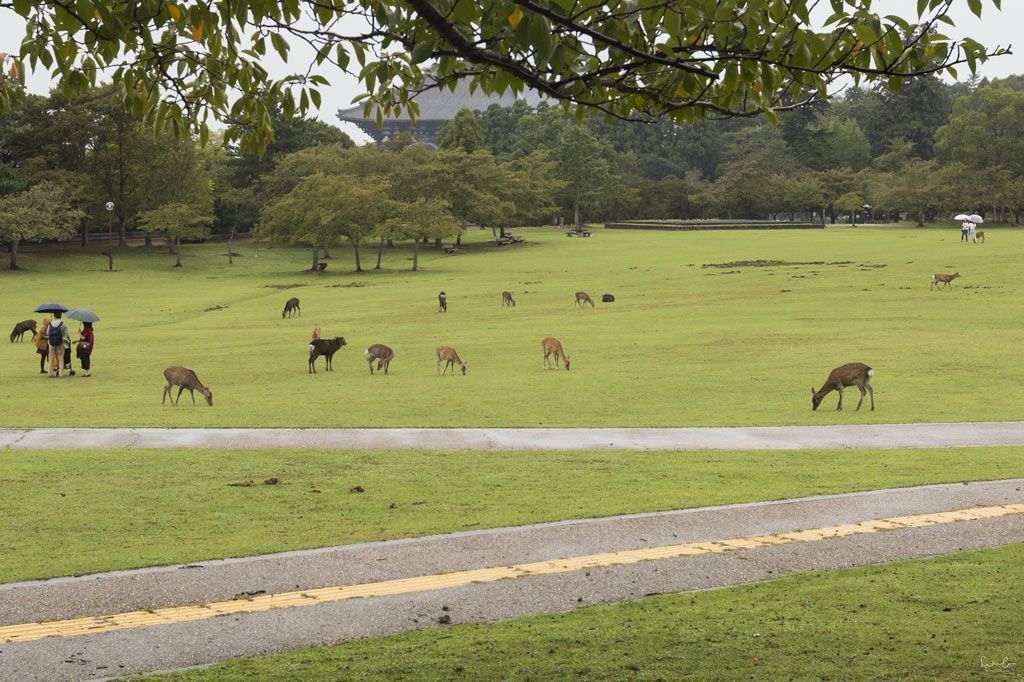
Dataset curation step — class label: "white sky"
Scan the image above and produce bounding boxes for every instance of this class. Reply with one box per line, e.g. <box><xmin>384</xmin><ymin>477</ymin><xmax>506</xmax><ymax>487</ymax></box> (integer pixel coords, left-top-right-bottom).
<box><xmin>1</xmin><ymin>1</ymin><xmax>1020</xmax><ymax>145</ymax></box>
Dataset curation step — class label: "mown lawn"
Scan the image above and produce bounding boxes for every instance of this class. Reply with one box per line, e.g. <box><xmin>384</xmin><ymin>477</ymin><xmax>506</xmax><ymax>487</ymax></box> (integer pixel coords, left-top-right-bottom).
<box><xmin>1</xmin><ymin>225</ymin><xmax>1021</xmax><ymax>427</ymax></box>
<box><xmin>2</xmin><ymin>446</ymin><xmax>1023</xmax><ymax>582</ymax></box>
<box><xmin>152</xmin><ymin>542</ymin><xmax>1024</xmax><ymax>681</ymax></box>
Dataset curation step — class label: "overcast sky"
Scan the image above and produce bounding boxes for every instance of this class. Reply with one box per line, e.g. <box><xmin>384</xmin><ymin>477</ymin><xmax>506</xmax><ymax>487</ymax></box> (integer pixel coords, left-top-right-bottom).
<box><xmin>1</xmin><ymin>1</ymin><xmax>1020</xmax><ymax>143</ymax></box>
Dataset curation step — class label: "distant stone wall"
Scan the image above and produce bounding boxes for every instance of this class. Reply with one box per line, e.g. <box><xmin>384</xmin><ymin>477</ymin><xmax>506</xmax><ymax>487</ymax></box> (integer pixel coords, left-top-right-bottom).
<box><xmin>605</xmin><ymin>221</ymin><xmax>825</xmax><ymax>231</ymax></box>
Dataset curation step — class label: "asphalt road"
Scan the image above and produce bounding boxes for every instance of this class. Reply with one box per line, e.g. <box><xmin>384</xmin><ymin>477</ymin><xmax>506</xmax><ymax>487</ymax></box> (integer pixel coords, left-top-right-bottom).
<box><xmin>4</xmin><ymin>421</ymin><xmax>1024</xmax><ymax>450</ymax></box>
<box><xmin>1</xmin><ymin>479</ymin><xmax>1022</xmax><ymax>681</ymax></box>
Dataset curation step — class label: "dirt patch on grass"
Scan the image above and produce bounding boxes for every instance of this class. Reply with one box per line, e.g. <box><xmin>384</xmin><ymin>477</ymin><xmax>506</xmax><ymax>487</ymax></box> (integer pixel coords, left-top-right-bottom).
<box><xmin>702</xmin><ymin>260</ymin><xmax>853</xmax><ymax>268</ymax></box>
<box><xmin>262</xmin><ymin>283</ymin><xmax>307</xmax><ymax>290</ymax></box>
<box><xmin>326</xmin><ymin>282</ymin><xmax>373</xmax><ymax>288</ymax></box>
<box><xmin>203</xmin><ymin>305</ymin><xmax>229</xmax><ymax>312</ymax></box>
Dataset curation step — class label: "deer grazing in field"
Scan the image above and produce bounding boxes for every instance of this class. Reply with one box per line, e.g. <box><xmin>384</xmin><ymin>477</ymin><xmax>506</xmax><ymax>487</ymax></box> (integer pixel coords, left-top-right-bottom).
<box><xmin>438</xmin><ymin>291</ymin><xmax>447</xmax><ymax>313</ymax></box>
<box><xmin>436</xmin><ymin>346</ymin><xmax>467</xmax><ymax>375</ymax></box>
<box><xmin>930</xmin><ymin>272</ymin><xmax>961</xmax><ymax>290</ymax></box>
<box><xmin>366</xmin><ymin>344</ymin><xmax>394</xmax><ymax>374</ymax></box>
<box><xmin>574</xmin><ymin>291</ymin><xmax>594</xmax><ymax>308</ymax></box>
<box><xmin>811</xmin><ymin>362</ymin><xmax>874</xmax><ymax>412</ymax></box>
<box><xmin>282</xmin><ymin>297</ymin><xmax>301</xmax><ymax>318</ymax></box>
<box><xmin>10</xmin><ymin>319</ymin><xmax>37</xmax><ymax>342</ymax></box>
<box><xmin>309</xmin><ymin>336</ymin><xmax>347</xmax><ymax>373</ymax></box>
<box><xmin>541</xmin><ymin>337</ymin><xmax>570</xmax><ymax>370</ymax></box>
<box><xmin>974</xmin><ymin>231</ymin><xmax>985</xmax><ymax>244</ymax></box>
<box><xmin>162</xmin><ymin>366</ymin><xmax>213</xmax><ymax>406</ymax></box>
<box><xmin>502</xmin><ymin>291</ymin><xmax>516</xmax><ymax>307</ymax></box>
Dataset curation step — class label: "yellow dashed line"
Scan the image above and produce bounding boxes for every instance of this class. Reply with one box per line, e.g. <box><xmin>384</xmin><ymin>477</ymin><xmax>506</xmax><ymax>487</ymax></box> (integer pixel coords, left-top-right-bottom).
<box><xmin>2</xmin><ymin>503</ymin><xmax>1022</xmax><ymax>644</ymax></box>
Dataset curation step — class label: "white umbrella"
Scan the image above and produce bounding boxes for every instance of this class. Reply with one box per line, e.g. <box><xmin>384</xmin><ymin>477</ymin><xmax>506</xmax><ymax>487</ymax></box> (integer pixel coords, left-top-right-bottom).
<box><xmin>968</xmin><ymin>214</ymin><xmax>984</xmax><ymax>224</ymax></box>
<box><xmin>954</xmin><ymin>213</ymin><xmax>970</xmax><ymax>221</ymax></box>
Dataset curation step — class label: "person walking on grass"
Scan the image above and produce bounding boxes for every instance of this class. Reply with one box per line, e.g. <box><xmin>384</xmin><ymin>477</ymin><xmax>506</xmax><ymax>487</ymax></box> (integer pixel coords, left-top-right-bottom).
<box><xmin>34</xmin><ymin>316</ymin><xmax>51</xmax><ymax>374</ymax></box>
<box><xmin>969</xmin><ymin>221</ymin><xmax>977</xmax><ymax>244</ymax></box>
<box><xmin>961</xmin><ymin>220</ymin><xmax>970</xmax><ymax>243</ymax></box>
<box><xmin>46</xmin><ymin>311</ymin><xmax>70</xmax><ymax>377</ymax></box>
<box><xmin>76</xmin><ymin>322</ymin><xmax>94</xmax><ymax>377</ymax></box>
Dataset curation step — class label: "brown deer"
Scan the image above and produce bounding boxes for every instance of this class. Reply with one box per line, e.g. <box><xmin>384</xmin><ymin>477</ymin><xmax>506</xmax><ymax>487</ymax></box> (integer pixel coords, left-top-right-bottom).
<box><xmin>366</xmin><ymin>344</ymin><xmax>394</xmax><ymax>374</ymax></box>
<box><xmin>436</xmin><ymin>346</ymin><xmax>467</xmax><ymax>375</ymax></box>
<box><xmin>309</xmin><ymin>336</ymin><xmax>347</xmax><ymax>373</ymax></box>
<box><xmin>930</xmin><ymin>272</ymin><xmax>961</xmax><ymax>290</ymax></box>
<box><xmin>162</xmin><ymin>366</ymin><xmax>213</xmax><ymax>406</ymax></box>
<box><xmin>574</xmin><ymin>291</ymin><xmax>594</xmax><ymax>308</ymax></box>
<box><xmin>541</xmin><ymin>337</ymin><xmax>570</xmax><ymax>370</ymax></box>
<box><xmin>10</xmin><ymin>319</ymin><xmax>37</xmax><ymax>342</ymax></box>
<box><xmin>974</xmin><ymin>231</ymin><xmax>985</xmax><ymax>244</ymax></box>
<box><xmin>438</xmin><ymin>291</ymin><xmax>447</xmax><ymax>313</ymax></box>
<box><xmin>811</xmin><ymin>362</ymin><xmax>874</xmax><ymax>412</ymax></box>
<box><xmin>502</xmin><ymin>291</ymin><xmax>516</xmax><ymax>307</ymax></box>
<box><xmin>282</xmin><ymin>297</ymin><xmax>301</xmax><ymax>318</ymax></box>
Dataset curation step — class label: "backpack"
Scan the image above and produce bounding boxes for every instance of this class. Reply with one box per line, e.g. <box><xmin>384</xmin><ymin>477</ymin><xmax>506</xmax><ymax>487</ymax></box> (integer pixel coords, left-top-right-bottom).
<box><xmin>48</xmin><ymin>322</ymin><xmax>65</xmax><ymax>347</ymax></box>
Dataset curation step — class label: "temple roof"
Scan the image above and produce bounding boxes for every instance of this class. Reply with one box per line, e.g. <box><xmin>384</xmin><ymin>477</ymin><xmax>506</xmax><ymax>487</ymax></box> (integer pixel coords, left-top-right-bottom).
<box><xmin>337</xmin><ymin>80</ymin><xmax>543</xmax><ymax>122</ymax></box>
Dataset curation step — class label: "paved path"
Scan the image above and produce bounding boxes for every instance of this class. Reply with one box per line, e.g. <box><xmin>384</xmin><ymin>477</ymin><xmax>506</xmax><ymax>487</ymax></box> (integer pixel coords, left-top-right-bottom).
<box><xmin>2</xmin><ymin>479</ymin><xmax>1023</xmax><ymax>680</ymax></box>
<box><xmin>5</xmin><ymin>421</ymin><xmax>1024</xmax><ymax>451</ymax></box>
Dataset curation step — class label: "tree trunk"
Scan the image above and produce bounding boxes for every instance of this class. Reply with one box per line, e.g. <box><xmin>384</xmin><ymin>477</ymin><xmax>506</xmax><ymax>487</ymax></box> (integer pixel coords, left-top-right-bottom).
<box><xmin>144</xmin><ymin>233</ymin><xmax>152</xmax><ymax>249</ymax></box>
<box><xmin>81</xmin><ymin>222</ymin><xmax>88</xmax><ymax>248</ymax></box>
<box><xmin>174</xmin><ymin>239</ymin><xmax>182</xmax><ymax>267</ymax></box>
<box><xmin>412</xmin><ymin>240</ymin><xmax>420</xmax><ymax>272</ymax></box>
<box><xmin>118</xmin><ymin>216</ymin><xmax>127</xmax><ymax>248</ymax></box>
<box><xmin>491</xmin><ymin>225</ymin><xmax>496</xmax><ymax>237</ymax></box>
<box><xmin>8</xmin><ymin>240</ymin><xmax>19</xmax><ymax>270</ymax></box>
<box><xmin>499</xmin><ymin>226</ymin><xmax>507</xmax><ymax>238</ymax></box>
<box><xmin>169</xmin><ymin>234</ymin><xmax>177</xmax><ymax>254</ymax></box>
<box><xmin>310</xmin><ymin>245</ymin><xmax>320</xmax><ymax>271</ymax></box>
<box><xmin>422</xmin><ymin>236</ymin><xmax>429</xmax><ymax>244</ymax></box>
<box><xmin>375</xmin><ymin>237</ymin><xmax>384</xmax><ymax>270</ymax></box>
<box><xmin>386</xmin><ymin>238</ymin><xmax>394</xmax><ymax>248</ymax></box>
<box><xmin>574</xmin><ymin>202</ymin><xmax>581</xmax><ymax>229</ymax></box>
<box><xmin>456</xmin><ymin>233</ymin><xmax>462</xmax><ymax>246</ymax></box>
<box><xmin>323</xmin><ymin>242</ymin><xmax>332</xmax><ymax>258</ymax></box>
<box><xmin>227</xmin><ymin>231</ymin><xmax>235</xmax><ymax>265</ymax></box>
<box><xmin>353</xmin><ymin>241</ymin><xmax>362</xmax><ymax>272</ymax></box>
<box><xmin>434</xmin><ymin>237</ymin><xmax>442</xmax><ymax>248</ymax></box>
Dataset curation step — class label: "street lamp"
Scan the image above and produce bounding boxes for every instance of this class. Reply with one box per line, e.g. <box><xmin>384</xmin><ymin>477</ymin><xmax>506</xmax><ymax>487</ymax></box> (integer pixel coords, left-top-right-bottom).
<box><xmin>105</xmin><ymin>201</ymin><xmax>114</xmax><ymax>271</ymax></box>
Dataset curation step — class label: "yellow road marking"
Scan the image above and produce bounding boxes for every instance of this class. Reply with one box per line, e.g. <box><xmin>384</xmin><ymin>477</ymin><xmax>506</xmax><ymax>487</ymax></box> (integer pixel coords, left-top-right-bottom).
<box><xmin>2</xmin><ymin>503</ymin><xmax>1022</xmax><ymax>645</ymax></box>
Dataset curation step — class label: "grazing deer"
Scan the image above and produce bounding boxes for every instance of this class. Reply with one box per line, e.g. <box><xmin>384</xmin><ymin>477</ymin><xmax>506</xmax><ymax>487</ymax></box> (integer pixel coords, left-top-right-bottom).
<box><xmin>574</xmin><ymin>291</ymin><xmax>595</xmax><ymax>308</ymax></box>
<box><xmin>502</xmin><ymin>291</ymin><xmax>516</xmax><ymax>307</ymax></box>
<box><xmin>282</xmin><ymin>297</ymin><xmax>301</xmax><ymax>318</ymax></box>
<box><xmin>309</xmin><ymin>336</ymin><xmax>347</xmax><ymax>373</ymax></box>
<box><xmin>541</xmin><ymin>337</ymin><xmax>570</xmax><ymax>370</ymax></box>
<box><xmin>10</xmin><ymin>319</ymin><xmax>37</xmax><ymax>343</ymax></box>
<box><xmin>602</xmin><ymin>294</ymin><xmax>615</xmax><ymax>303</ymax></box>
<box><xmin>811</xmin><ymin>362</ymin><xmax>874</xmax><ymax>412</ymax></box>
<box><xmin>316</xmin><ymin>262</ymin><xmax>328</xmax><ymax>274</ymax></box>
<box><xmin>365</xmin><ymin>344</ymin><xmax>394</xmax><ymax>374</ymax></box>
<box><xmin>930</xmin><ymin>272</ymin><xmax>961</xmax><ymax>290</ymax></box>
<box><xmin>438</xmin><ymin>291</ymin><xmax>447</xmax><ymax>313</ymax></box>
<box><xmin>436</xmin><ymin>346</ymin><xmax>467</xmax><ymax>375</ymax></box>
<box><xmin>974</xmin><ymin>231</ymin><xmax>985</xmax><ymax>244</ymax></box>
<box><xmin>162</xmin><ymin>366</ymin><xmax>213</xmax><ymax>406</ymax></box>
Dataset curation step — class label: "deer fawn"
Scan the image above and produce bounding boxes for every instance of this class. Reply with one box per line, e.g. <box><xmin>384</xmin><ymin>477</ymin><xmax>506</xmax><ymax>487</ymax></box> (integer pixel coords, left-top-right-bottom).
<box><xmin>541</xmin><ymin>337</ymin><xmax>570</xmax><ymax>370</ymax></box>
<box><xmin>162</xmin><ymin>366</ymin><xmax>213</xmax><ymax>406</ymax></box>
<box><xmin>366</xmin><ymin>344</ymin><xmax>394</xmax><ymax>374</ymax></box>
<box><xmin>502</xmin><ymin>291</ymin><xmax>516</xmax><ymax>307</ymax></box>
<box><xmin>282</xmin><ymin>297</ymin><xmax>301</xmax><ymax>318</ymax></box>
<box><xmin>811</xmin><ymin>363</ymin><xmax>874</xmax><ymax>411</ymax></box>
<box><xmin>436</xmin><ymin>346</ymin><xmax>467</xmax><ymax>375</ymax></box>
<box><xmin>930</xmin><ymin>272</ymin><xmax>960</xmax><ymax>290</ymax></box>
<box><xmin>974</xmin><ymin>231</ymin><xmax>985</xmax><ymax>244</ymax></box>
<box><xmin>574</xmin><ymin>291</ymin><xmax>594</xmax><ymax>307</ymax></box>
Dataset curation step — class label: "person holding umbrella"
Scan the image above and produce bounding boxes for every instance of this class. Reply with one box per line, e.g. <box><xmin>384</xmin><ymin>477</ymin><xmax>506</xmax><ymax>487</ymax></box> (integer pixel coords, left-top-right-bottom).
<box><xmin>67</xmin><ymin>308</ymin><xmax>100</xmax><ymax>378</ymax></box>
<box><xmin>955</xmin><ymin>213</ymin><xmax>971</xmax><ymax>243</ymax></box>
<box><xmin>46</xmin><ymin>311</ymin><xmax>71</xmax><ymax>377</ymax></box>
<box><xmin>33</xmin><ymin>316</ymin><xmax>51</xmax><ymax>374</ymax></box>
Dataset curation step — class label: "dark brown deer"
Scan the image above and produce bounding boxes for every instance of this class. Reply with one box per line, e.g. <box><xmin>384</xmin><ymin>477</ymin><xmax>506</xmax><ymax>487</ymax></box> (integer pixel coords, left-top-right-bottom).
<box><xmin>282</xmin><ymin>297</ymin><xmax>301</xmax><ymax>318</ymax></box>
<box><xmin>541</xmin><ymin>337</ymin><xmax>570</xmax><ymax>370</ymax></box>
<box><xmin>10</xmin><ymin>319</ymin><xmax>37</xmax><ymax>342</ymax></box>
<box><xmin>574</xmin><ymin>291</ymin><xmax>594</xmax><ymax>308</ymax></box>
<box><xmin>309</xmin><ymin>336</ymin><xmax>347</xmax><ymax>373</ymax></box>
<box><xmin>502</xmin><ymin>291</ymin><xmax>516</xmax><ymax>307</ymax></box>
<box><xmin>930</xmin><ymin>272</ymin><xmax>960</xmax><ymax>290</ymax></box>
<box><xmin>162</xmin><ymin>366</ymin><xmax>213</xmax><ymax>406</ymax></box>
<box><xmin>811</xmin><ymin>362</ymin><xmax>874</xmax><ymax>411</ymax></box>
<box><xmin>438</xmin><ymin>291</ymin><xmax>447</xmax><ymax>313</ymax></box>
<box><xmin>365</xmin><ymin>344</ymin><xmax>394</xmax><ymax>374</ymax></box>
<box><xmin>974</xmin><ymin>231</ymin><xmax>985</xmax><ymax>244</ymax></box>
<box><xmin>436</xmin><ymin>346</ymin><xmax>467</xmax><ymax>375</ymax></box>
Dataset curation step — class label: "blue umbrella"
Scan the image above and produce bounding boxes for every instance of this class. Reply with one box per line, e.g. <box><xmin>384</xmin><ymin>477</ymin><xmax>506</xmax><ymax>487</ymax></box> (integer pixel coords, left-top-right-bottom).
<box><xmin>34</xmin><ymin>302</ymin><xmax>69</xmax><ymax>313</ymax></box>
<box><xmin>66</xmin><ymin>308</ymin><xmax>100</xmax><ymax>323</ymax></box>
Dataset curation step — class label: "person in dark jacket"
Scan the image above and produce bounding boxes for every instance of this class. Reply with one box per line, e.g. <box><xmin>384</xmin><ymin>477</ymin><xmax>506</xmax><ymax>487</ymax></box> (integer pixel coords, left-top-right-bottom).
<box><xmin>76</xmin><ymin>322</ymin><xmax>94</xmax><ymax>377</ymax></box>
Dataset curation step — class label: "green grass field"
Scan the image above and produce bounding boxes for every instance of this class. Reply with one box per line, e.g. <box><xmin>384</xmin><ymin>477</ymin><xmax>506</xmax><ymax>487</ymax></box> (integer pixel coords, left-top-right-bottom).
<box><xmin>1</xmin><ymin>225</ymin><xmax>1020</xmax><ymax>427</ymax></box>
<box><xmin>153</xmin><ymin>542</ymin><xmax>1024</xmax><ymax>681</ymax></box>
<box><xmin>3</xmin><ymin>446</ymin><xmax>1023</xmax><ymax>583</ymax></box>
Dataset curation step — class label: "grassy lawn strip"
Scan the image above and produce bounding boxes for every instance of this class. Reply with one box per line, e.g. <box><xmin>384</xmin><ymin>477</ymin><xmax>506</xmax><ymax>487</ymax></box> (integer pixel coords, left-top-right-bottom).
<box><xmin>151</xmin><ymin>543</ymin><xmax>1024</xmax><ymax>681</ymax></box>
<box><xmin>3</xmin><ymin>447</ymin><xmax>1024</xmax><ymax>583</ymax></box>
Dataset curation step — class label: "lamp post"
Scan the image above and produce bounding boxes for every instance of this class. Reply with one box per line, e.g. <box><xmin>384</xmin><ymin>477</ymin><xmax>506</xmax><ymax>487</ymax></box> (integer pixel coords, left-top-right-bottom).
<box><xmin>105</xmin><ymin>201</ymin><xmax>114</xmax><ymax>271</ymax></box>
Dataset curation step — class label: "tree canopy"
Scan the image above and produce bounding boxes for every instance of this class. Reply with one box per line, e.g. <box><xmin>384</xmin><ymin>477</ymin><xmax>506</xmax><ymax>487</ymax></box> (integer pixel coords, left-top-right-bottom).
<box><xmin>0</xmin><ymin>1</ymin><xmax>1004</xmax><ymax>153</ymax></box>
